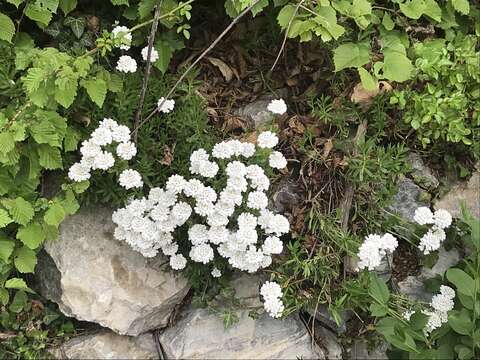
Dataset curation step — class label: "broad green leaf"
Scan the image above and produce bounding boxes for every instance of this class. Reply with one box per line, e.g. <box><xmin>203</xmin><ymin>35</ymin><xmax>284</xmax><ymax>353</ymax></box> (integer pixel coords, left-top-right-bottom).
<box><xmin>382</xmin><ymin>13</ymin><xmax>394</xmax><ymax>30</ymax></box>
<box><xmin>64</xmin><ymin>16</ymin><xmax>85</xmax><ymax>38</ymax></box>
<box><xmin>154</xmin><ymin>40</ymin><xmax>174</xmax><ymax>74</ymax></box>
<box><xmin>14</xmin><ymin>246</ymin><xmax>37</xmax><ymax>273</ymax></box>
<box><xmin>382</xmin><ymin>50</ymin><xmax>413</xmax><ymax>82</ymax></box>
<box><xmin>0</xmin><ymin>238</ymin><xmax>15</xmax><ymax>262</ymax></box>
<box><xmin>2</xmin><ymin>197</ymin><xmax>34</xmax><ymax>226</ymax></box>
<box><xmin>313</xmin><ymin>6</ymin><xmax>345</xmax><ymax>40</ymax></box>
<box><xmin>6</xmin><ymin>0</ymin><xmax>24</xmax><ymax>7</ymax></box>
<box><xmin>59</xmin><ymin>0</ymin><xmax>77</xmax><ymax>15</ymax></box>
<box><xmin>60</xmin><ymin>189</ymin><xmax>79</xmax><ymax>215</ymax></box>
<box><xmin>108</xmin><ymin>73</ymin><xmax>123</xmax><ymax>92</ymax></box>
<box><xmin>451</xmin><ymin>0</ymin><xmax>470</xmax><ymax>15</ymax></box>
<box><xmin>5</xmin><ymin>277</ymin><xmax>34</xmax><ymax>293</ymax></box>
<box><xmin>369</xmin><ymin>302</ymin><xmax>388</xmax><ymax>316</ymax></box>
<box><xmin>37</xmin><ymin>144</ymin><xmax>63</xmax><ymax>169</ymax></box>
<box><xmin>410</xmin><ymin>312</ymin><xmax>429</xmax><ymax>330</ymax></box>
<box><xmin>0</xmin><ymin>288</ymin><xmax>8</xmax><ymax>305</ymax></box>
<box><xmin>9</xmin><ymin>290</ymin><xmax>27</xmax><ymax>313</ymax></box>
<box><xmin>251</xmin><ymin>0</ymin><xmax>269</xmax><ymax>16</ymax></box>
<box><xmin>277</xmin><ymin>4</ymin><xmax>296</xmax><ymax>29</ymax></box>
<box><xmin>111</xmin><ymin>0</ymin><xmax>129</xmax><ymax>4</ymax></box>
<box><xmin>0</xmin><ymin>12</ymin><xmax>15</xmax><ymax>43</ymax></box>
<box><xmin>0</xmin><ymin>209</ymin><xmax>13</xmax><ymax>228</ymax></box>
<box><xmin>25</xmin><ymin>3</ymin><xmax>53</xmax><ymax>26</ymax></box>
<box><xmin>400</xmin><ymin>0</ymin><xmax>426</xmax><ymax>19</ymax></box>
<box><xmin>63</xmin><ymin>127</ymin><xmax>81</xmax><ymax>151</ymax></box>
<box><xmin>448</xmin><ymin>310</ymin><xmax>474</xmax><ymax>335</ymax></box>
<box><xmin>54</xmin><ymin>74</ymin><xmax>78</xmax><ymax>108</ymax></box>
<box><xmin>0</xmin><ymin>132</ymin><xmax>15</xmax><ymax>155</ymax></box>
<box><xmin>72</xmin><ymin>180</ymin><xmax>90</xmax><ymax>194</ymax></box>
<box><xmin>368</xmin><ymin>273</ymin><xmax>390</xmax><ymax>304</ymax></box>
<box><xmin>30</xmin><ymin>119</ymin><xmax>61</xmax><ymax>146</ymax></box>
<box><xmin>44</xmin><ymin>202</ymin><xmax>65</xmax><ymax>227</ymax></box>
<box><xmin>351</xmin><ymin>0</ymin><xmax>371</xmax><ymax>17</ymax></box>
<box><xmin>358</xmin><ymin>67</ymin><xmax>378</xmax><ymax>91</ymax></box>
<box><xmin>17</xmin><ymin>223</ymin><xmax>46</xmax><ymax>249</ymax></box>
<box><xmin>81</xmin><ymin>78</ymin><xmax>107</xmax><ymax>107</ymax></box>
<box><xmin>455</xmin><ymin>345</ymin><xmax>473</xmax><ymax>360</ymax></box>
<box><xmin>423</xmin><ymin>0</ymin><xmax>442</xmax><ymax>22</ymax></box>
<box><xmin>333</xmin><ymin>42</ymin><xmax>370</xmax><ymax>71</ymax></box>
<box><xmin>138</xmin><ymin>0</ymin><xmax>156</xmax><ymax>19</ymax></box>
<box><xmin>447</xmin><ymin>268</ymin><xmax>475</xmax><ymax>296</ymax></box>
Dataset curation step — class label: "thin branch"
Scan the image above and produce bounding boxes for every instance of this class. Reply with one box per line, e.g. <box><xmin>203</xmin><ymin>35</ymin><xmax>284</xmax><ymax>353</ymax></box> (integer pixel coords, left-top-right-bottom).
<box><xmin>270</xmin><ymin>0</ymin><xmax>305</xmax><ymax>72</ymax></box>
<box><xmin>133</xmin><ymin>0</ymin><xmax>163</xmax><ymax>143</ymax></box>
<box><xmin>134</xmin><ymin>0</ymin><xmax>260</xmax><ymax>133</ymax></box>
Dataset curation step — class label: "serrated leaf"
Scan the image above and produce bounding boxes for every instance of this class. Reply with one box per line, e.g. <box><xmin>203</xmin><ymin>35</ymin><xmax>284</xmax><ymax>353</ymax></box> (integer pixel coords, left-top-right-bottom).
<box><xmin>0</xmin><ymin>288</ymin><xmax>8</xmax><ymax>305</ymax></box>
<box><xmin>451</xmin><ymin>0</ymin><xmax>469</xmax><ymax>14</ymax></box>
<box><xmin>400</xmin><ymin>0</ymin><xmax>426</xmax><ymax>19</ymax></box>
<box><xmin>138</xmin><ymin>0</ymin><xmax>156</xmax><ymax>19</ymax></box>
<box><xmin>277</xmin><ymin>4</ymin><xmax>295</xmax><ymax>29</ymax></box>
<box><xmin>9</xmin><ymin>290</ymin><xmax>27</xmax><ymax>312</ymax></box>
<box><xmin>382</xmin><ymin>49</ymin><xmax>413</xmax><ymax>82</ymax></box>
<box><xmin>0</xmin><ymin>132</ymin><xmax>15</xmax><ymax>155</ymax></box>
<box><xmin>423</xmin><ymin>0</ymin><xmax>442</xmax><ymax>22</ymax></box>
<box><xmin>0</xmin><ymin>238</ymin><xmax>15</xmax><ymax>262</ymax></box>
<box><xmin>333</xmin><ymin>42</ymin><xmax>370</xmax><ymax>71</ymax></box>
<box><xmin>108</xmin><ymin>73</ymin><xmax>123</xmax><ymax>92</ymax></box>
<box><xmin>14</xmin><ymin>246</ymin><xmax>37</xmax><ymax>273</ymax></box>
<box><xmin>17</xmin><ymin>223</ymin><xmax>45</xmax><ymax>249</ymax></box>
<box><xmin>63</xmin><ymin>127</ymin><xmax>81</xmax><ymax>151</ymax></box>
<box><xmin>81</xmin><ymin>78</ymin><xmax>107</xmax><ymax>107</ymax></box>
<box><xmin>37</xmin><ymin>144</ymin><xmax>63</xmax><ymax>169</ymax></box>
<box><xmin>64</xmin><ymin>16</ymin><xmax>85</xmax><ymax>38</ymax></box>
<box><xmin>0</xmin><ymin>12</ymin><xmax>15</xmax><ymax>43</ymax></box>
<box><xmin>44</xmin><ymin>202</ymin><xmax>65</xmax><ymax>227</ymax></box>
<box><xmin>59</xmin><ymin>0</ymin><xmax>77</xmax><ymax>15</ymax></box>
<box><xmin>2</xmin><ymin>197</ymin><xmax>34</xmax><ymax>226</ymax></box>
<box><xmin>25</xmin><ymin>3</ymin><xmax>53</xmax><ymax>26</ymax></box>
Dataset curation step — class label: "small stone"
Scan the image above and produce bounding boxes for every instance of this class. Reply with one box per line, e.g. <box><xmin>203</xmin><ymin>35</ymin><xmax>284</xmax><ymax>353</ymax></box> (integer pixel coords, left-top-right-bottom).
<box><xmin>349</xmin><ymin>339</ymin><xmax>389</xmax><ymax>360</ymax></box>
<box><xmin>308</xmin><ymin>305</ymin><xmax>349</xmax><ymax>334</ymax></box>
<box><xmin>49</xmin><ymin>330</ymin><xmax>159</xmax><ymax>359</ymax></box>
<box><xmin>234</xmin><ymin>98</ymin><xmax>275</xmax><ymax>129</ymax></box>
<box><xmin>36</xmin><ymin>207</ymin><xmax>190</xmax><ymax>336</ymax></box>
<box><xmin>407</xmin><ymin>153</ymin><xmax>439</xmax><ymax>190</ymax></box>
<box><xmin>397</xmin><ymin>276</ymin><xmax>431</xmax><ymax>302</ymax></box>
<box><xmin>271</xmin><ymin>179</ymin><xmax>302</xmax><ymax>213</ymax></box>
<box><xmin>434</xmin><ymin>170</ymin><xmax>480</xmax><ymax>219</ymax></box>
<box><xmin>420</xmin><ymin>247</ymin><xmax>460</xmax><ymax>280</ymax></box>
<box><xmin>313</xmin><ymin>325</ymin><xmax>343</xmax><ymax>360</ymax></box>
<box><xmin>387</xmin><ymin>177</ymin><xmax>430</xmax><ymax>222</ymax></box>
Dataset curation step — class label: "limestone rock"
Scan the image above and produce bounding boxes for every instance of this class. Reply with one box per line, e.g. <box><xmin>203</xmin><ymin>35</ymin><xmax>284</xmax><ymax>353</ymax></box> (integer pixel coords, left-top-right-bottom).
<box><xmin>397</xmin><ymin>276</ymin><xmax>431</xmax><ymax>303</ymax></box>
<box><xmin>349</xmin><ymin>339</ymin><xmax>388</xmax><ymax>360</ymax></box>
<box><xmin>420</xmin><ymin>247</ymin><xmax>460</xmax><ymax>279</ymax></box>
<box><xmin>159</xmin><ymin>274</ymin><xmax>324</xmax><ymax>359</ymax></box>
<box><xmin>36</xmin><ymin>207</ymin><xmax>190</xmax><ymax>336</ymax></box>
<box><xmin>308</xmin><ymin>305</ymin><xmax>349</xmax><ymax>334</ymax></box>
<box><xmin>407</xmin><ymin>152</ymin><xmax>439</xmax><ymax>190</ymax></box>
<box><xmin>434</xmin><ymin>170</ymin><xmax>480</xmax><ymax>219</ymax></box>
<box><xmin>313</xmin><ymin>325</ymin><xmax>343</xmax><ymax>360</ymax></box>
<box><xmin>234</xmin><ymin>98</ymin><xmax>275</xmax><ymax>129</ymax></box>
<box><xmin>271</xmin><ymin>179</ymin><xmax>302</xmax><ymax>213</ymax></box>
<box><xmin>387</xmin><ymin>177</ymin><xmax>430</xmax><ymax>222</ymax></box>
<box><xmin>49</xmin><ymin>330</ymin><xmax>159</xmax><ymax>359</ymax></box>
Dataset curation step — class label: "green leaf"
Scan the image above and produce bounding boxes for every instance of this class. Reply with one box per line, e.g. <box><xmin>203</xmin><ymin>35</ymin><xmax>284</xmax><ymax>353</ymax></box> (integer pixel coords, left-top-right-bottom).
<box><xmin>358</xmin><ymin>67</ymin><xmax>378</xmax><ymax>91</ymax></box>
<box><xmin>64</xmin><ymin>16</ymin><xmax>85</xmax><ymax>38</ymax></box>
<box><xmin>154</xmin><ymin>40</ymin><xmax>174</xmax><ymax>74</ymax></box>
<box><xmin>138</xmin><ymin>0</ymin><xmax>156</xmax><ymax>19</ymax></box>
<box><xmin>0</xmin><ymin>238</ymin><xmax>15</xmax><ymax>262</ymax></box>
<box><xmin>277</xmin><ymin>4</ymin><xmax>296</xmax><ymax>29</ymax></box>
<box><xmin>81</xmin><ymin>78</ymin><xmax>107</xmax><ymax>107</ymax></box>
<box><xmin>0</xmin><ymin>132</ymin><xmax>15</xmax><ymax>155</ymax></box>
<box><xmin>14</xmin><ymin>246</ymin><xmax>37</xmax><ymax>273</ymax></box>
<box><xmin>25</xmin><ymin>3</ymin><xmax>53</xmax><ymax>26</ymax></box>
<box><xmin>369</xmin><ymin>302</ymin><xmax>388</xmax><ymax>316</ymax></box>
<box><xmin>2</xmin><ymin>197</ymin><xmax>34</xmax><ymax>226</ymax></box>
<box><xmin>423</xmin><ymin>0</ymin><xmax>442</xmax><ymax>22</ymax></box>
<box><xmin>410</xmin><ymin>312</ymin><xmax>429</xmax><ymax>330</ymax></box>
<box><xmin>44</xmin><ymin>202</ymin><xmax>65</xmax><ymax>227</ymax></box>
<box><xmin>400</xmin><ymin>0</ymin><xmax>426</xmax><ymax>19</ymax></box>
<box><xmin>382</xmin><ymin>13</ymin><xmax>394</xmax><ymax>31</ymax></box>
<box><xmin>333</xmin><ymin>42</ymin><xmax>370</xmax><ymax>71</ymax></box>
<box><xmin>0</xmin><ymin>209</ymin><xmax>13</xmax><ymax>228</ymax></box>
<box><xmin>63</xmin><ymin>127</ymin><xmax>81</xmax><ymax>151</ymax></box>
<box><xmin>451</xmin><ymin>0</ymin><xmax>470</xmax><ymax>15</ymax></box>
<box><xmin>455</xmin><ymin>345</ymin><xmax>473</xmax><ymax>360</ymax></box>
<box><xmin>0</xmin><ymin>12</ymin><xmax>15</xmax><ymax>43</ymax></box>
<box><xmin>0</xmin><ymin>288</ymin><xmax>8</xmax><ymax>305</ymax></box>
<box><xmin>9</xmin><ymin>290</ymin><xmax>27</xmax><ymax>313</ymax></box>
<box><xmin>5</xmin><ymin>277</ymin><xmax>34</xmax><ymax>293</ymax></box>
<box><xmin>448</xmin><ymin>309</ymin><xmax>474</xmax><ymax>335</ymax></box>
<box><xmin>59</xmin><ymin>0</ymin><xmax>77</xmax><ymax>15</ymax></box>
<box><xmin>17</xmin><ymin>223</ymin><xmax>46</xmax><ymax>249</ymax></box>
<box><xmin>54</xmin><ymin>74</ymin><xmax>78</xmax><ymax>108</ymax></box>
<box><xmin>447</xmin><ymin>268</ymin><xmax>475</xmax><ymax>296</ymax></box>
<box><xmin>37</xmin><ymin>144</ymin><xmax>63</xmax><ymax>169</ymax></box>
<box><xmin>368</xmin><ymin>273</ymin><xmax>390</xmax><ymax>304</ymax></box>
<box><xmin>6</xmin><ymin>0</ymin><xmax>25</xmax><ymax>7</ymax></box>
<box><xmin>382</xmin><ymin>50</ymin><xmax>413</xmax><ymax>82</ymax></box>
<box><xmin>111</xmin><ymin>0</ymin><xmax>129</xmax><ymax>4</ymax></box>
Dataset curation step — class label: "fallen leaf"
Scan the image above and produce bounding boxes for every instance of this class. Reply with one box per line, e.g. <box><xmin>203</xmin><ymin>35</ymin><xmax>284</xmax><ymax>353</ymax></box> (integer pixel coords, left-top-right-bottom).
<box><xmin>350</xmin><ymin>81</ymin><xmax>392</xmax><ymax>107</ymax></box>
<box><xmin>322</xmin><ymin>138</ymin><xmax>333</xmax><ymax>159</ymax></box>
<box><xmin>223</xmin><ymin>115</ymin><xmax>247</xmax><ymax>132</ymax></box>
<box><xmin>288</xmin><ymin>116</ymin><xmax>305</xmax><ymax>134</ymax></box>
<box><xmin>160</xmin><ymin>145</ymin><xmax>174</xmax><ymax>166</ymax></box>
<box><xmin>207</xmin><ymin>57</ymin><xmax>233</xmax><ymax>82</ymax></box>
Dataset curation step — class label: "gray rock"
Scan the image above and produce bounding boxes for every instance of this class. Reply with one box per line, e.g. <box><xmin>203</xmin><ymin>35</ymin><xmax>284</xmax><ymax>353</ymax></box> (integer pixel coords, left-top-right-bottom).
<box><xmin>420</xmin><ymin>247</ymin><xmax>460</xmax><ymax>279</ymax></box>
<box><xmin>308</xmin><ymin>305</ymin><xmax>349</xmax><ymax>334</ymax></box>
<box><xmin>349</xmin><ymin>339</ymin><xmax>388</xmax><ymax>360</ymax></box>
<box><xmin>407</xmin><ymin>152</ymin><xmax>439</xmax><ymax>190</ymax></box>
<box><xmin>387</xmin><ymin>177</ymin><xmax>430</xmax><ymax>222</ymax></box>
<box><xmin>313</xmin><ymin>325</ymin><xmax>343</xmax><ymax>360</ymax></box>
<box><xmin>397</xmin><ymin>276</ymin><xmax>431</xmax><ymax>302</ymax></box>
<box><xmin>49</xmin><ymin>330</ymin><xmax>159</xmax><ymax>359</ymax></box>
<box><xmin>234</xmin><ymin>98</ymin><xmax>275</xmax><ymax>129</ymax></box>
<box><xmin>271</xmin><ymin>179</ymin><xmax>302</xmax><ymax>213</ymax></box>
<box><xmin>434</xmin><ymin>170</ymin><xmax>480</xmax><ymax>219</ymax></box>
<box><xmin>159</xmin><ymin>274</ymin><xmax>324</xmax><ymax>359</ymax></box>
<box><xmin>36</xmin><ymin>207</ymin><xmax>190</xmax><ymax>336</ymax></box>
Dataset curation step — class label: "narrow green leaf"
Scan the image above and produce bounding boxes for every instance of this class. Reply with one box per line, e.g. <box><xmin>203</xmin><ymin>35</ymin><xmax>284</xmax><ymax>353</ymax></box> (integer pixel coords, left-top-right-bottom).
<box><xmin>368</xmin><ymin>273</ymin><xmax>390</xmax><ymax>304</ymax></box>
<box><xmin>9</xmin><ymin>290</ymin><xmax>27</xmax><ymax>312</ymax></box>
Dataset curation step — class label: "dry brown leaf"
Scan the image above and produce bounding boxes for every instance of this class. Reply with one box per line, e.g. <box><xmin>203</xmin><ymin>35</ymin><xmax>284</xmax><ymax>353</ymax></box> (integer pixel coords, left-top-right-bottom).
<box><xmin>223</xmin><ymin>115</ymin><xmax>247</xmax><ymax>132</ymax></box>
<box><xmin>350</xmin><ymin>81</ymin><xmax>393</xmax><ymax>107</ymax></box>
<box><xmin>322</xmin><ymin>138</ymin><xmax>333</xmax><ymax>159</ymax></box>
<box><xmin>160</xmin><ymin>145</ymin><xmax>174</xmax><ymax>166</ymax></box>
<box><xmin>86</xmin><ymin>15</ymin><xmax>100</xmax><ymax>32</ymax></box>
<box><xmin>207</xmin><ymin>57</ymin><xmax>233</xmax><ymax>82</ymax></box>
<box><xmin>288</xmin><ymin>116</ymin><xmax>305</xmax><ymax>134</ymax></box>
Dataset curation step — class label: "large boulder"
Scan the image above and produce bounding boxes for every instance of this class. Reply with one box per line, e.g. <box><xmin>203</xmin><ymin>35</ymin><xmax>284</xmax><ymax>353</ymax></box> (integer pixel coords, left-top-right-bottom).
<box><xmin>49</xmin><ymin>330</ymin><xmax>159</xmax><ymax>359</ymax></box>
<box><xmin>407</xmin><ymin>152</ymin><xmax>439</xmax><ymax>190</ymax></box>
<box><xmin>434</xmin><ymin>170</ymin><xmax>480</xmax><ymax>219</ymax></box>
<box><xmin>159</xmin><ymin>274</ymin><xmax>324</xmax><ymax>359</ymax></box>
<box><xmin>36</xmin><ymin>207</ymin><xmax>190</xmax><ymax>336</ymax></box>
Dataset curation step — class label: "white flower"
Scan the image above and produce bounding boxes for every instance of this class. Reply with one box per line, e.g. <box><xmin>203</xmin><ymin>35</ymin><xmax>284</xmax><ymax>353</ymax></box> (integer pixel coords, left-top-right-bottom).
<box><xmin>141</xmin><ymin>46</ymin><xmax>159</xmax><ymax>62</ymax></box>
<box><xmin>80</xmin><ymin>140</ymin><xmax>102</xmax><ymax>158</ymax></box>
<box><xmin>212</xmin><ymin>141</ymin><xmax>235</xmax><ymax>159</ymax></box>
<box><xmin>162</xmin><ymin>242</ymin><xmax>179</xmax><ymax>256</ymax></box>
<box><xmin>211</xmin><ymin>267</ymin><xmax>222</xmax><ymax>277</ymax></box>
<box><xmin>189</xmin><ymin>243</ymin><xmax>214</xmax><ymax>264</ymax></box>
<box><xmin>423</xmin><ymin>310</ymin><xmax>443</xmax><ymax>335</ymax></box>
<box><xmin>90</xmin><ymin>127</ymin><xmax>113</xmax><ymax>146</ymax></box>
<box><xmin>165</xmin><ymin>175</ymin><xmax>187</xmax><ymax>194</ymax></box>
<box><xmin>158</xmin><ymin>97</ymin><xmax>175</xmax><ymax>113</ymax></box>
<box><xmin>111</xmin><ymin>125</ymin><xmax>131</xmax><ymax>143</ymax></box>
<box><xmin>68</xmin><ymin>162</ymin><xmax>91</xmax><ymax>182</ymax></box>
<box><xmin>381</xmin><ymin>233</ymin><xmax>398</xmax><ymax>253</ymax></box>
<box><xmin>357</xmin><ymin>234</ymin><xmax>384</xmax><ymax>270</ymax></box>
<box><xmin>262</xmin><ymin>236</ymin><xmax>283</xmax><ymax>255</ymax></box>
<box><xmin>119</xmin><ymin>169</ymin><xmax>143</xmax><ymax>189</ymax></box>
<box><xmin>269</xmin><ymin>151</ymin><xmax>287</xmax><ymax>169</ymax></box>
<box><xmin>188</xmin><ymin>224</ymin><xmax>209</xmax><ymax>245</ymax></box>
<box><xmin>171</xmin><ymin>202</ymin><xmax>192</xmax><ymax>225</ymax></box>
<box><xmin>226</xmin><ymin>161</ymin><xmax>247</xmax><ymax>178</ymax></box>
<box><xmin>92</xmin><ymin>151</ymin><xmax>115</xmax><ymax>170</ymax></box>
<box><xmin>433</xmin><ymin>209</ymin><xmax>452</xmax><ymax>229</ymax></box>
<box><xmin>247</xmin><ymin>191</ymin><xmax>268</xmax><ymax>210</ymax></box>
<box><xmin>260</xmin><ymin>281</ymin><xmax>283</xmax><ymax>301</ymax></box>
<box><xmin>237</xmin><ymin>213</ymin><xmax>257</xmax><ymax>229</ymax></box>
<box><xmin>403</xmin><ymin>310</ymin><xmax>415</xmax><ymax>321</ymax></box>
<box><xmin>267</xmin><ymin>99</ymin><xmax>287</xmax><ymax>115</ymax></box>
<box><xmin>257</xmin><ymin>131</ymin><xmax>278</xmax><ymax>149</ymax></box>
<box><xmin>112</xmin><ymin>25</ymin><xmax>132</xmax><ymax>50</ymax></box>
<box><xmin>418</xmin><ymin>230</ymin><xmax>443</xmax><ymax>254</ymax></box>
<box><xmin>116</xmin><ymin>141</ymin><xmax>137</xmax><ymax>160</ymax></box>
<box><xmin>414</xmin><ymin>207</ymin><xmax>435</xmax><ymax>225</ymax></box>
<box><xmin>169</xmin><ymin>254</ymin><xmax>187</xmax><ymax>270</ymax></box>
<box><xmin>116</xmin><ymin>55</ymin><xmax>137</xmax><ymax>73</ymax></box>
<box><xmin>99</xmin><ymin>118</ymin><xmax>118</xmax><ymax>130</ymax></box>
<box><xmin>263</xmin><ymin>298</ymin><xmax>284</xmax><ymax>318</ymax></box>
<box><xmin>208</xmin><ymin>226</ymin><xmax>229</xmax><ymax>245</ymax></box>
<box><xmin>439</xmin><ymin>285</ymin><xmax>455</xmax><ymax>299</ymax></box>
<box><xmin>241</xmin><ymin>142</ymin><xmax>256</xmax><ymax>158</ymax></box>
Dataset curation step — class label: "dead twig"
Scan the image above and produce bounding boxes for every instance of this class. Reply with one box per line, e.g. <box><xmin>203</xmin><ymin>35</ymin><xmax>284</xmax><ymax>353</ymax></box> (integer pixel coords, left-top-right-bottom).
<box><xmin>134</xmin><ymin>0</ymin><xmax>261</xmax><ymax>133</ymax></box>
<box><xmin>133</xmin><ymin>0</ymin><xmax>163</xmax><ymax>143</ymax></box>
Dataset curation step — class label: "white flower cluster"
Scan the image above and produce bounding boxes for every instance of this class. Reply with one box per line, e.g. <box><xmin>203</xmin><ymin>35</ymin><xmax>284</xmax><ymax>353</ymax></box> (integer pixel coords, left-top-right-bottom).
<box><xmin>112</xmin><ymin>25</ymin><xmax>132</xmax><ymax>50</ymax></box>
<box><xmin>267</xmin><ymin>99</ymin><xmax>287</xmax><ymax>115</ymax></box>
<box><xmin>116</xmin><ymin>55</ymin><xmax>137</xmax><ymax>73</ymax></box>
<box><xmin>141</xmin><ymin>46</ymin><xmax>159</xmax><ymax>63</ymax></box>
<box><xmin>158</xmin><ymin>97</ymin><xmax>176</xmax><ymax>114</ymax></box>
<box><xmin>68</xmin><ymin>118</ymin><xmax>142</xmax><ymax>190</ymax></box>
<box><xmin>260</xmin><ymin>281</ymin><xmax>284</xmax><ymax>318</ymax></box>
<box><xmin>112</xmin><ymin>131</ymin><xmax>289</xmax><ymax>276</ymax></box>
<box><xmin>356</xmin><ymin>233</ymin><xmax>398</xmax><ymax>271</ymax></box>
<box><xmin>422</xmin><ymin>285</ymin><xmax>455</xmax><ymax>335</ymax></box>
<box><xmin>414</xmin><ymin>207</ymin><xmax>452</xmax><ymax>254</ymax></box>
